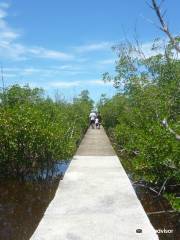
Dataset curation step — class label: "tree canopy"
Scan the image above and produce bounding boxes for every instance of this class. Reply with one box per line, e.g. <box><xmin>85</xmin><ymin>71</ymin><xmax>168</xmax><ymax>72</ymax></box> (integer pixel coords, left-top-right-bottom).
<box><xmin>100</xmin><ymin>39</ymin><xmax>180</xmax><ymax>210</ymax></box>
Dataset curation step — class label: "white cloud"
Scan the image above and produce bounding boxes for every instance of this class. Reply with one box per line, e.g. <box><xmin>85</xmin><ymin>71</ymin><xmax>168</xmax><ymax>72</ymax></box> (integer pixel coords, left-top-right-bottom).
<box><xmin>22</xmin><ymin>67</ymin><xmax>43</xmax><ymax>75</ymax></box>
<box><xmin>0</xmin><ymin>10</ymin><xmax>20</xmax><ymax>44</ymax></box>
<box><xmin>74</xmin><ymin>42</ymin><xmax>112</xmax><ymax>53</ymax></box>
<box><xmin>0</xmin><ymin>8</ymin><xmax>7</xmax><ymax>18</ymax></box>
<box><xmin>0</xmin><ymin>4</ymin><xmax>117</xmax><ymax>92</ymax></box>
<box><xmin>28</xmin><ymin>47</ymin><xmax>74</xmax><ymax>60</ymax></box>
<box><xmin>3</xmin><ymin>72</ymin><xmax>17</xmax><ymax>78</ymax></box>
<box><xmin>3</xmin><ymin>66</ymin><xmax>87</xmax><ymax>80</ymax></box>
<box><xmin>141</xmin><ymin>42</ymin><xmax>161</xmax><ymax>58</ymax></box>
<box><xmin>0</xmin><ymin>5</ymin><xmax>116</xmax><ymax>65</ymax></box>
<box><xmin>3</xmin><ymin>67</ymin><xmax>48</xmax><ymax>78</ymax></box>
<box><xmin>50</xmin><ymin>65</ymin><xmax>89</xmax><ymax>76</ymax></box>
<box><xmin>18</xmin><ymin>81</ymin><xmax>48</xmax><ymax>90</ymax></box>
<box><xmin>0</xmin><ymin>2</ymin><xmax>10</xmax><ymax>9</ymax></box>
<box><xmin>97</xmin><ymin>59</ymin><xmax>115</xmax><ymax>65</ymax></box>
<box><xmin>49</xmin><ymin>81</ymin><xmax>81</xmax><ymax>88</ymax></box>
<box><xmin>51</xmin><ymin>64</ymin><xmax>81</xmax><ymax>71</ymax></box>
<box><xmin>0</xmin><ymin>43</ymin><xmax>27</xmax><ymax>60</ymax></box>
<box><xmin>0</xmin><ymin>43</ymin><xmax>74</xmax><ymax>61</ymax></box>
<box><xmin>87</xmin><ymin>79</ymin><xmax>113</xmax><ymax>85</ymax></box>
<box><xmin>0</xmin><ymin>5</ymin><xmax>74</xmax><ymax>61</ymax></box>
<box><xmin>48</xmin><ymin>79</ymin><xmax>113</xmax><ymax>89</ymax></box>
<box><xmin>135</xmin><ymin>40</ymin><xmax>165</xmax><ymax>58</ymax></box>
<box><xmin>52</xmin><ymin>65</ymin><xmax>73</xmax><ymax>70</ymax></box>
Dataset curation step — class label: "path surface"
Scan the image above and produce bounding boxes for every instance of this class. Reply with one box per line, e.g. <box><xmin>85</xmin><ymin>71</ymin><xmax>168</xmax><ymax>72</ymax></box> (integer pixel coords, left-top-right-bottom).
<box><xmin>30</xmin><ymin>127</ymin><xmax>159</xmax><ymax>240</ymax></box>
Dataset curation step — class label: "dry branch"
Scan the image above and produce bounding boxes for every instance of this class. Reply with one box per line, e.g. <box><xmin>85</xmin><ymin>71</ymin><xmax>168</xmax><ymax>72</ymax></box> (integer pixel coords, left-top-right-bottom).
<box><xmin>151</xmin><ymin>0</ymin><xmax>180</xmax><ymax>53</ymax></box>
<box><xmin>133</xmin><ymin>182</ymin><xmax>159</xmax><ymax>194</ymax></box>
<box><xmin>147</xmin><ymin>210</ymin><xmax>177</xmax><ymax>215</ymax></box>
<box><xmin>162</xmin><ymin>118</ymin><xmax>180</xmax><ymax>141</ymax></box>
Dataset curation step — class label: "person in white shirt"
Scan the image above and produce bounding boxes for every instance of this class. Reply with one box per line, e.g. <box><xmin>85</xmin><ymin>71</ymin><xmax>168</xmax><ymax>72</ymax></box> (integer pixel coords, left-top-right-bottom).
<box><xmin>89</xmin><ymin>111</ymin><xmax>96</xmax><ymax>129</ymax></box>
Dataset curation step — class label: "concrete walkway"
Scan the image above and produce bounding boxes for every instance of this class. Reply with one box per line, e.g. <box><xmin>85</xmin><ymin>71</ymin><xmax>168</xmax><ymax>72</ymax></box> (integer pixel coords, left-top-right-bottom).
<box><xmin>30</xmin><ymin>127</ymin><xmax>159</xmax><ymax>240</ymax></box>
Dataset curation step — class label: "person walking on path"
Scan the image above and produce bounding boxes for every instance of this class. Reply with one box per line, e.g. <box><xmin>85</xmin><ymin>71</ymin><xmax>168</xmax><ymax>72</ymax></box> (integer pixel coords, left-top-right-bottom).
<box><xmin>89</xmin><ymin>111</ymin><xmax>96</xmax><ymax>129</ymax></box>
<box><xmin>97</xmin><ymin>112</ymin><xmax>102</xmax><ymax>129</ymax></box>
<box><xmin>95</xmin><ymin>117</ymin><xmax>100</xmax><ymax>129</ymax></box>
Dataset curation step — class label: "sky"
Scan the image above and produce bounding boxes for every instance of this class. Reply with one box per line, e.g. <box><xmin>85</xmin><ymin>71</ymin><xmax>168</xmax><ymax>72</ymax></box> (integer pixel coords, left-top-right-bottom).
<box><xmin>0</xmin><ymin>0</ymin><xmax>180</xmax><ymax>102</ymax></box>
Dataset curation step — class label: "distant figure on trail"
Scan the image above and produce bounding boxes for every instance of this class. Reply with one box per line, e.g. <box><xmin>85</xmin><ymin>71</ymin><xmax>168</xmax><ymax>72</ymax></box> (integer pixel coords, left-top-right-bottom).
<box><xmin>89</xmin><ymin>111</ymin><xmax>96</xmax><ymax>129</ymax></box>
<box><xmin>97</xmin><ymin>112</ymin><xmax>102</xmax><ymax>129</ymax></box>
<box><xmin>95</xmin><ymin>117</ymin><xmax>100</xmax><ymax>129</ymax></box>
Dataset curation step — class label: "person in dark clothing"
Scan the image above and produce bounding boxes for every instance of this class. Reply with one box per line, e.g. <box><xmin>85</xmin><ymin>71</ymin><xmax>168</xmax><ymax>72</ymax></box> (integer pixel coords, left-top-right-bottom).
<box><xmin>97</xmin><ymin>113</ymin><xmax>102</xmax><ymax>129</ymax></box>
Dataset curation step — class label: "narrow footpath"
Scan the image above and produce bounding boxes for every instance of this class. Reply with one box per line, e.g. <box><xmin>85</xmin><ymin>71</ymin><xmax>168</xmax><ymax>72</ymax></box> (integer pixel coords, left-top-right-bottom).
<box><xmin>30</xmin><ymin>127</ymin><xmax>159</xmax><ymax>240</ymax></box>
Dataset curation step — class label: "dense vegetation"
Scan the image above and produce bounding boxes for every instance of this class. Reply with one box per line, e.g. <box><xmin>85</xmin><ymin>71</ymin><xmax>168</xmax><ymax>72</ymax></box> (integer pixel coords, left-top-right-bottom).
<box><xmin>0</xmin><ymin>85</ymin><xmax>92</xmax><ymax>180</ymax></box>
<box><xmin>99</xmin><ymin>40</ymin><xmax>180</xmax><ymax>210</ymax></box>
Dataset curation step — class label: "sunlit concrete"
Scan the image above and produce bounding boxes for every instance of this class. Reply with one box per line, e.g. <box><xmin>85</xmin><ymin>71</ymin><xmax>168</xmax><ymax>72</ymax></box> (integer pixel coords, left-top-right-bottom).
<box><xmin>30</xmin><ymin>128</ymin><xmax>159</xmax><ymax>240</ymax></box>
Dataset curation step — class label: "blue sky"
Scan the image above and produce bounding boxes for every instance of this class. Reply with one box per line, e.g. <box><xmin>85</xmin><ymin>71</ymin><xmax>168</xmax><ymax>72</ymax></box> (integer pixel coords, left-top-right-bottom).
<box><xmin>0</xmin><ymin>0</ymin><xmax>180</xmax><ymax>101</ymax></box>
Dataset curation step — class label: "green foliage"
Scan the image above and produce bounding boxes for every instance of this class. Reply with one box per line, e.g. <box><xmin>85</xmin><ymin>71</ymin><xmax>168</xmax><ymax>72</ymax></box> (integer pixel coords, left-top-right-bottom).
<box><xmin>0</xmin><ymin>84</ymin><xmax>44</xmax><ymax>106</ymax></box>
<box><xmin>164</xmin><ymin>193</ymin><xmax>180</xmax><ymax>211</ymax></box>
<box><xmin>99</xmin><ymin>40</ymin><xmax>180</xmax><ymax>210</ymax></box>
<box><xmin>0</xmin><ymin>86</ymin><xmax>92</xmax><ymax>180</ymax></box>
